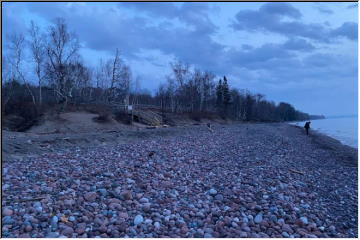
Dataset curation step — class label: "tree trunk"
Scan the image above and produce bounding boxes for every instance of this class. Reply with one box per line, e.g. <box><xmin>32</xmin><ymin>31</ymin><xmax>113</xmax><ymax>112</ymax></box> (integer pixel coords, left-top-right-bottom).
<box><xmin>39</xmin><ymin>85</ymin><xmax>42</xmax><ymax>106</ymax></box>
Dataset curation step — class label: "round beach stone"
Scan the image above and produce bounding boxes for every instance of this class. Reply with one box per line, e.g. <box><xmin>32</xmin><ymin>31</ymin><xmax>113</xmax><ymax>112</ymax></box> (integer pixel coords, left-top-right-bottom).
<box><xmin>254</xmin><ymin>213</ymin><xmax>263</xmax><ymax>224</ymax></box>
<box><xmin>121</xmin><ymin>190</ymin><xmax>133</xmax><ymax>200</ymax></box>
<box><xmin>3</xmin><ymin>208</ymin><xmax>13</xmax><ymax>216</ymax></box>
<box><xmin>154</xmin><ymin>222</ymin><xmax>161</xmax><ymax>229</ymax></box>
<box><xmin>209</xmin><ymin>189</ymin><xmax>217</xmax><ymax>195</ymax></box>
<box><xmin>62</xmin><ymin>227</ymin><xmax>74</xmax><ymax>237</ymax></box>
<box><xmin>300</xmin><ymin>217</ymin><xmax>308</xmax><ymax>225</ymax></box>
<box><xmin>84</xmin><ymin>192</ymin><xmax>97</xmax><ymax>201</ymax></box>
<box><xmin>134</xmin><ymin>215</ymin><xmax>144</xmax><ymax>225</ymax></box>
<box><xmin>139</xmin><ymin>197</ymin><xmax>149</xmax><ymax>203</ymax></box>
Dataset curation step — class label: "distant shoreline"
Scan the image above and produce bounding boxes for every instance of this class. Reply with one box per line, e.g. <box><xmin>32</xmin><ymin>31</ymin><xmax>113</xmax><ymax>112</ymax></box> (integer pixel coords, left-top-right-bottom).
<box><xmin>288</xmin><ymin>123</ymin><xmax>357</xmax><ymax>165</ymax></box>
<box><xmin>289</xmin><ymin>117</ymin><xmax>358</xmax><ymax>149</ymax></box>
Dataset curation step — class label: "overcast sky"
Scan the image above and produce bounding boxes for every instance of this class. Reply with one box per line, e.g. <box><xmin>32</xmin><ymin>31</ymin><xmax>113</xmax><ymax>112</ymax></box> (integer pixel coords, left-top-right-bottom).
<box><xmin>3</xmin><ymin>2</ymin><xmax>358</xmax><ymax>116</ymax></box>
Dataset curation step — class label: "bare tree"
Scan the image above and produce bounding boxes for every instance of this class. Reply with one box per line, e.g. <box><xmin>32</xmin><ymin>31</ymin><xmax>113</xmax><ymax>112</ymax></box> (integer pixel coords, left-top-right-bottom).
<box><xmin>109</xmin><ymin>49</ymin><xmax>123</xmax><ymax>102</ymax></box>
<box><xmin>109</xmin><ymin>49</ymin><xmax>122</xmax><ymax>101</ymax></box>
<box><xmin>110</xmin><ymin>48</ymin><xmax>120</xmax><ymax>91</ymax></box>
<box><xmin>8</xmin><ymin>33</ymin><xmax>36</xmax><ymax>106</ymax></box>
<box><xmin>200</xmin><ymin>71</ymin><xmax>215</xmax><ymax>112</ymax></box>
<box><xmin>2</xmin><ymin>54</ymin><xmax>11</xmax><ymax>82</ymax></box>
<box><xmin>95</xmin><ymin>59</ymin><xmax>104</xmax><ymax>89</ymax></box>
<box><xmin>93</xmin><ymin>58</ymin><xmax>113</xmax><ymax>102</ymax></box>
<box><xmin>170</xmin><ymin>60</ymin><xmax>190</xmax><ymax>88</ymax></box>
<box><xmin>166</xmin><ymin>77</ymin><xmax>177</xmax><ymax>112</ymax></box>
<box><xmin>66</xmin><ymin>61</ymin><xmax>91</xmax><ymax>102</ymax></box>
<box><xmin>29</xmin><ymin>21</ymin><xmax>46</xmax><ymax>106</ymax></box>
<box><xmin>106</xmin><ymin>48</ymin><xmax>133</xmax><ymax>103</ymax></box>
<box><xmin>168</xmin><ymin>60</ymin><xmax>191</xmax><ymax>112</ymax></box>
<box><xmin>120</xmin><ymin>64</ymin><xmax>132</xmax><ymax>102</ymax></box>
<box><xmin>2</xmin><ymin>54</ymin><xmax>14</xmax><ymax>107</ymax></box>
<box><xmin>46</xmin><ymin>18</ymin><xmax>80</xmax><ymax>106</ymax></box>
<box><xmin>131</xmin><ymin>75</ymin><xmax>141</xmax><ymax>105</ymax></box>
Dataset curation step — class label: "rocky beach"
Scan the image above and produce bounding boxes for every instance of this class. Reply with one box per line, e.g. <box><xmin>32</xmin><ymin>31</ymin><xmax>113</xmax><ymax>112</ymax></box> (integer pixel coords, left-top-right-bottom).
<box><xmin>2</xmin><ymin>123</ymin><xmax>358</xmax><ymax>238</ymax></box>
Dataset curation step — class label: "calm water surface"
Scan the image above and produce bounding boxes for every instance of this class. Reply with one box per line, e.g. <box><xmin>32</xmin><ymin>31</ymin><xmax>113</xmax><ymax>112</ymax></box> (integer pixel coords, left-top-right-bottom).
<box><xmin>290</xmin><ymin>117</ymin><xmax>358</xmax><ymax>148</ymax></box>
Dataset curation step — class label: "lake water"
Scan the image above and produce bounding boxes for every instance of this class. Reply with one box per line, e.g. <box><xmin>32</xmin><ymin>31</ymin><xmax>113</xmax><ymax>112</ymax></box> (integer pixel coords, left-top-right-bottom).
<box><xmin>290</xmin><ymin>117</ymin><xmax>358</xmax><ymax>148</ymax></box>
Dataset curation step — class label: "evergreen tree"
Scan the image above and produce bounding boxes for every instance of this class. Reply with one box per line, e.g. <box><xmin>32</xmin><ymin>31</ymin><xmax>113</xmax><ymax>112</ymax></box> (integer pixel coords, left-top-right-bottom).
<box><xmin>222</xmin><ymin>76</ymin><xmax>231</xmax><ymax>118</ymax></box>
<box><xmin>222</xmin><ymin>76</ymin><xmax>231</xmax><ymax>106</ymax></box>
<box><xmin>216</xmin><ymin>79</ymin><xmax>223</xmax><ymax>107</ymax></box>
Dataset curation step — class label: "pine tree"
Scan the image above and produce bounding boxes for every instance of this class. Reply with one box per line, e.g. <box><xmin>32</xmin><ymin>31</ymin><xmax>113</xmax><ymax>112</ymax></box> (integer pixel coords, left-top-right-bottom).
<box><xmin>222</xmin><ymin>76</ymin><xmax>231</xmax><ymax>106</ymax></box>
<box><xmin>222</xmin><ymin>76</ymin><xmax>231</xmax><ymax>118</ymax></box>
<box><xmin>216</xmin><ymin>79</ymin><xmax>223</xmax><ymax>107</ymax></box>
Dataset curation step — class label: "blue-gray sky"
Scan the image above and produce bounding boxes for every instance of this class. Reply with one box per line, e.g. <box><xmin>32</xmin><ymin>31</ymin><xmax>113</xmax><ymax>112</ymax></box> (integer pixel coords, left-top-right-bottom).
<box><xmin>3</xmin><ymin>2</ymin><xmax>358</xmax><ymax>116</ymax></box>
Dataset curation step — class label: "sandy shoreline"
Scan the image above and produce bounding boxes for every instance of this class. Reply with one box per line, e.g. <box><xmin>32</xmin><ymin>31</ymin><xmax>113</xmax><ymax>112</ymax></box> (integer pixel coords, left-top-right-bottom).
<box><xmin>2</xmin><ymin>122</ymin><xmax>358</xmax><ymax>237</ymax></box>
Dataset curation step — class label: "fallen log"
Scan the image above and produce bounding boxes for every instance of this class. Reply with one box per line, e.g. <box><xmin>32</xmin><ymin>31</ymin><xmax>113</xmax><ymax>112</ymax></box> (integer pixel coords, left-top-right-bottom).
<box><xmin>6</xmin><ymin>196</ymin><xmax>46</xmax><ymax>204</ymax></box>
<box><xmin>289</xmin><ymin>169</ymin><xmax>304</xmax><ymax>175</ymax></box>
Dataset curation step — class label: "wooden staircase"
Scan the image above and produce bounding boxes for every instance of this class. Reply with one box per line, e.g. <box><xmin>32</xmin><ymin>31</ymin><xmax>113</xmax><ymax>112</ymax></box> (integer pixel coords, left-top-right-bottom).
<box><xmin>110</xmin><ymin>103</ymin><xmax>163</xmax><ymax>126</ymax></box>
<box><xmin>132</xmin><ymin>109</ymin><xmax>162</xmax><ymax>126</ymax></box>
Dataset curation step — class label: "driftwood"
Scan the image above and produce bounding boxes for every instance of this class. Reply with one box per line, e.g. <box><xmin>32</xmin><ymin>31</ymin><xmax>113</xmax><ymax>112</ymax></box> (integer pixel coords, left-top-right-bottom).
<box><xmin>289</xmin><ymin>169</ymin><xmax>304</xmax><ymax>175</ymax></box>
<box><xmin>207</xmin><ymin>123</ymin><xmax>214</xmax><ymax>132</ymax></box>
<box><xmin>103</xmin><ymin>130</ymin><xmax>120</xmax><ymax>133</ymax></box>
<box><xmin>6</xmin><ymin>196</ymin><xmax>46</xmax><ymax>204</ymax></box>
<box><xmin>35</xmin><ymin>130</ymin><xmax>60</xmax><ymax>135</ymax></box>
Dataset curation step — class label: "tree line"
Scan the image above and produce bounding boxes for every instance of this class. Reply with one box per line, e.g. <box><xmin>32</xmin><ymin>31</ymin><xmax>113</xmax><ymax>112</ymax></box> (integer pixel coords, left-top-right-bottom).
<box><xmin>3</xmin><ymin>18</ymin><xmax>316</xmax><ymax>125</ymax></box>
<box><xmin>155</xmin><ymin>63</ymin><xmax>313</xmax><ymax>122</ymax></box>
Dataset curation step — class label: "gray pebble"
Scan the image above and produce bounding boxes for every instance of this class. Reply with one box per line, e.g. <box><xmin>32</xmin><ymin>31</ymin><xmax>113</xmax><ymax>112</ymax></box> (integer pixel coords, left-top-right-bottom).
<box><xmin>254</xmin><ymin>213</ymin><xmax>263</xmax><ymax>224</ymax></box>
<box><xmin>134</xmin><ymin>215</ymin><xmax>144</xmax><ymax>225</ymax></box>
<box><xmin>209</xmin><ymin>189</ymin><xmax>217</xmax><ymax>195</ymax></box>
<box><xmin>300</xmin><ymin>217</ymin><xmax>308</xmax><ymax>225</ymax></box>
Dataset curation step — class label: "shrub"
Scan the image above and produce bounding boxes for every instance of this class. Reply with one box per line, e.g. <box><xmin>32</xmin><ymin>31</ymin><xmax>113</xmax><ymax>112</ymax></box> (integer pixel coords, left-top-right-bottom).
<box><xmin>188</xmin><ymin>112</ymin><xmax>203</xmax><ymax>122</ymax></box>
<box><xmin>2</xmin><ymin>115</ymin><xmax>25</xmax><ymax>131</ymax></box>
<box><xmin>114</xmin><ymin>111</ymin><xmax>132</xmax><ymax>125</ymax></box>
<box><xmin>188</xmin><ymin>111</ymin><xmax>220</xmax><ymax>122</ymax></box>
<box><xmin>3</xmin><ymin>101</ymin><xmax>41</xmax><ymax>131</ymax></box>
<box><xmin>83</xmin><ymin>104</ymin><xmax>112</xmax><ymax>114</ymax></box>
<box><xmin>93</xmin><ymin>113</ymin><xmax>111</xmax><ymax>123</ymax></box>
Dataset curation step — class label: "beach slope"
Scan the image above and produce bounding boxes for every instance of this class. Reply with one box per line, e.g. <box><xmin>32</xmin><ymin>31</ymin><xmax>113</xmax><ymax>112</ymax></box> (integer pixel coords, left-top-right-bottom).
<box><xmin>2</xmin><ymin>123</ymin><xmax>357</xmax><ymax>237</ymax></box>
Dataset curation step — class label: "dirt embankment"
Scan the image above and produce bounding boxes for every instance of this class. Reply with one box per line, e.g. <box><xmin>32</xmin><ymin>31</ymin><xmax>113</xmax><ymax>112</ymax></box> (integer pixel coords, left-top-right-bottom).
<box><xmin>2</xmin><ymin>111</ymin><xmax>226</xmax><ymax>160</ymax></box>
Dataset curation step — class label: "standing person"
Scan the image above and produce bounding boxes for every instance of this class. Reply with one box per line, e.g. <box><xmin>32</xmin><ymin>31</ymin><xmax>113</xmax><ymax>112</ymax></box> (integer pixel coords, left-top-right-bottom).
<box><xmin>304</xmin><ymin>121</ymin><xmax>311</xmax><ymax>135</ymax></box>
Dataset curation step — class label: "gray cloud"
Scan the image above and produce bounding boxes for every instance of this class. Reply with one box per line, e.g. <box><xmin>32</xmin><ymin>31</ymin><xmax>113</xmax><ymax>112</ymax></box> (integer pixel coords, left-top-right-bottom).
<box><xmin>229</xmin><ymin>43</ymin><xmax>294</xmax><ymax>68</ymax></box>
<box><xmin>118</xmin><ymin>2</ymin><xmax>217</xmax><ymax>34</ymax></box>
<box><xmin>118</xmin><ymin>2</ymin><xmax>178</xmax><ymax>19</ymax></box>
<box><xmin>259</xmin><ymin>2</ymin><xmax>302</xmax><ymax>19</ymax></box>
<box><xmin>283</xmin><ymin>38</ymin><xmax>315</xmax><ymax>51</ymax></box>
<box><xmin>347</xmin><ymin>3</ymin><xmax>358</xmax><ymax>9</ymax></box>
<box><xmin>317</xmin><ymin>7</ymin><xmax>334</xmax><ymax>15</ymax></box>
<box><xmin>241</xmin><ymin>44</ymin><xmax>253</xmax><ymax>50</ymax></box>
<box><xmin>25</xmin><ymin>2</ymin><xmax>225</xmax><ymax>73</ymax></box>
<box><xmin>232</xmin><ymin>3</ymin><xmax>356</xmax><ymax>42</ymax></box>
<box><xmin>228</xmin><ymin>37</ymin><xmax>315</xmax><ymax>71</ymax></box>
<box><xmin>331</xmin><ymin>22</ymin><xmax>358</xmax><ymax>40</ymax></box>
